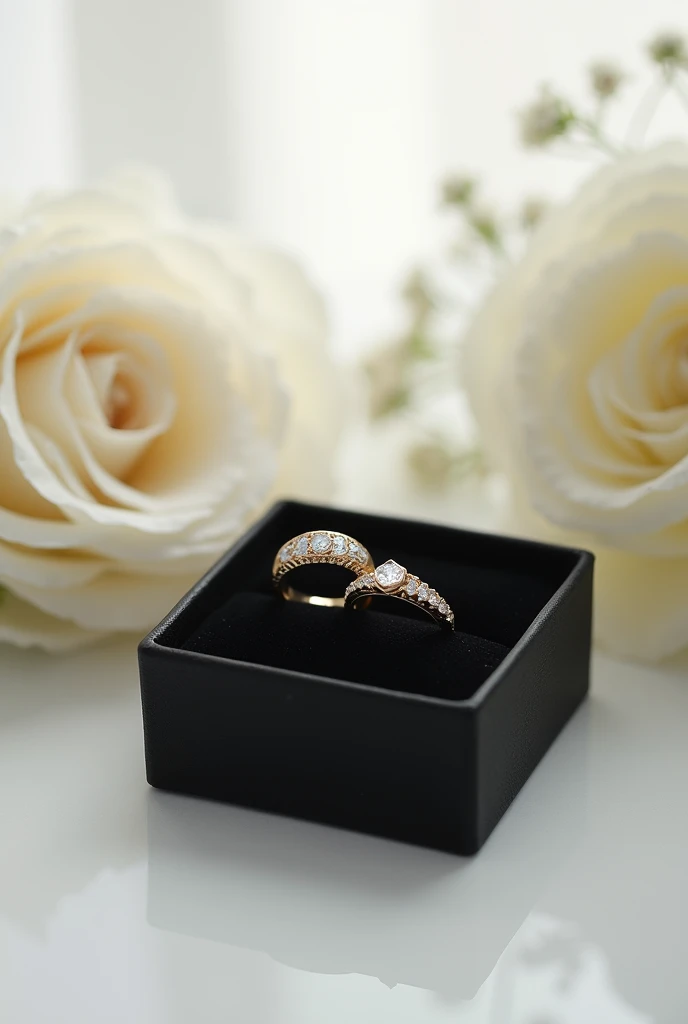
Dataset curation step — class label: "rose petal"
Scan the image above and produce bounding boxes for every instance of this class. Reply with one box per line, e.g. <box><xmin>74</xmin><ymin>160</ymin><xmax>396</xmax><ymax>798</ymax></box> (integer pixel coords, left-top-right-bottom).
<box><xmin>0</xmin><ymin>409</ymin><xmax>61</xmax><ymax>519</ymax></box>
<box><xmin>517</xmin><ymin>234</ymin><xmax>688</xmax><ymax>531</ymax></box>
<box><xmin>0</xmin><ymin>539</ymin><xmax>104</xmax><ymax>588</ymax></box>
<box><xmin>0</xmin><ymin>588</ymin><xmax>105</xmax><ymax>651</ymax></box>
<box><xmin>8</xmin><ymin>569</ymin><xmax>195</xmax><ymax>632</ymax></box>
<box><xmin>1</xmin><ymin>301</ymin><xmax>273</xmax><ymax>532</ymax></box>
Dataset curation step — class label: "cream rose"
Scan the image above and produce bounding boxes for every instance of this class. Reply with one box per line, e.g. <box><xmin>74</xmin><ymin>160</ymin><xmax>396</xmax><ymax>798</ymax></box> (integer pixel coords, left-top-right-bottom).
<box><xmin>0</xmin><ymin>170</ymin><xmax>339</xmax><ymax>650</ymax></box>
<box><xmin>464</xmin><ymin>143</ymin><xmax>688</xmax><ymax>661</ymax></box>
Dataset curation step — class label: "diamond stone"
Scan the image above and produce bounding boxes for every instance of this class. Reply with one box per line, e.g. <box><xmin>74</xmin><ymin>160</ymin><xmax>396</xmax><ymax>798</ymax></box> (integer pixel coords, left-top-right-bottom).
<box><xmin>295</xmin><ymin>536</ymin><xmax>309</xmax><ymax>556</ymax></box>
<box><xmin>375</xmin><ymin>559</ymin><xmax>406</xmax><ymax>590</ymax></box>
<box><xmin>428</xmin><ymin>590</ymin><xmax>439</xmax><ymax>606</ymax></box>
<box><xmin>332</xmin><ymin>535</ymin><xmax>347</xmax><ymax>555</ymax></box>
<box><xmin>311</xmin><ymin>532</ymin><xmax>332</xmax><ymax>554</ymax></box>
<box><xmin>417</xmin><ymin>583</ymin><xmax>429</xmax><ymax>601</ymax></box>
<box><xmin>279</xmin><ymin>543</ymin><xmax>293</xmax><ymax>562</ymax></box>
<box><xmin>439</xmin><ymin>600</ymin><xmax>448</xmax><ymax>615</ymax></box>
<box><xmin>406</xmin><ymin>579</ymin><xmax>418</xmax><ymax>596</ymax></box>
<box><xmin>348</xmin><ymin>540</ymin><xmax>365</xmax><ymax>562</ymax></box>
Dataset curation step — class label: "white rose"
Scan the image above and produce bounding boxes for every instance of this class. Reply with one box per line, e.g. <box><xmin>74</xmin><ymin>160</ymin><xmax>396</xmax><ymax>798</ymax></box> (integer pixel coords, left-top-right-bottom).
<box><xmin>463</xmin><ymin>143</ymin><xmax>688</xmax><ymax>661</ymax></box>
<box><xmin>0</xmin><ymin>169</ymin><xmax>339</xmax><ymax>650</ymax></box>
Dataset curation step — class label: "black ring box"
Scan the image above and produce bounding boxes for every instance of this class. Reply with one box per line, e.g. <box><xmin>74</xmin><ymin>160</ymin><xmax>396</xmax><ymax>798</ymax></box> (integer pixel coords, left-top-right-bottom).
<box><xmin>138</xmin><ymin>500</ymin><xmax>593</xmax><ymax>855</ymax></box>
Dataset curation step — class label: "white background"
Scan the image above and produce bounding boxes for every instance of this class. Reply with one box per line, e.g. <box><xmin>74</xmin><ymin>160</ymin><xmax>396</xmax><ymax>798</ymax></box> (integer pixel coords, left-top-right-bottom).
<box><xmin>3</xmin><ymin>0</ymin><xmax>688</xmax><ymax>354</ymax></box>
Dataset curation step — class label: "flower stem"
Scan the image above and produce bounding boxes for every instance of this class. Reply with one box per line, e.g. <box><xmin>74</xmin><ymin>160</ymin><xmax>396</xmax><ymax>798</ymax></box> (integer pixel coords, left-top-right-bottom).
<box><xmin>625</xmin><ymin>74</ymin><xmax>668</xmax><ymax>147</ymax></box>
<box><xmin>669</xmin><ymin>71</ymin><xmax>688</xmax><ymax>118</ymax></box>
<box><xmin>575</xmin><ymin>117</ymin><xmax>625</xmax><ymax>157</ymax></box>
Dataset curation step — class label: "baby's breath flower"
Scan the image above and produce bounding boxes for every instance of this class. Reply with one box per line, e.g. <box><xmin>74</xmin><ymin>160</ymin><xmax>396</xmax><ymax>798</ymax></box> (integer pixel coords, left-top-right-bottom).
<box><xmin>520</xmin><ymin>197</ymin><xmax>549</xmax><ymax>231</ymax></box>
<box><xmin>469</xmin><ymin>207</ymin><xmax>502</xmax><ymax>249</ymax></box>
<box><xmin>441</xmin><ymin>175</ymin><xmax>476</xmax><ymax>207</ymax></box>
<box><xmin>365</xmin><ymin>342</ymin><xmax>410</xmax><ymax>420</ymax></box>
<box><xmin>401</xmin><ymin>269</ymin><xmax>434</xmax><ymax>319</ymax></box>
<box><xmin>407</xmin><ymin>440</ymin><xmax>455</xmax><ymax>490</ymax></box>
<box><xmin>589</xmin><ymin>61</ymin><xmax>625</xmax><ymax>99</ymax></box>
<box><xmin>407</xmin><ymin>440</ymin><xmax>483</xmax><ymax>490</ymax></box>
<box><xmin>648</xmin><ymin>32</ymin><xmax>688</xmax><ymax>69</ymax></box>
<box><xmin>519</xmin><ymin>87</ymin><xmax>574</xmax><ymax>147</ymax></box>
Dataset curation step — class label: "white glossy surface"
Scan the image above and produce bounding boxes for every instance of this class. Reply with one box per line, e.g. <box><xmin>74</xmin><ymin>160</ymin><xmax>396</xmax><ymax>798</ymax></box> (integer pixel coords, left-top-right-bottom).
<box><xmin>1</xmin><ymin>638</ymin><xmax>687</xmax><ymax>1023</ymax></box>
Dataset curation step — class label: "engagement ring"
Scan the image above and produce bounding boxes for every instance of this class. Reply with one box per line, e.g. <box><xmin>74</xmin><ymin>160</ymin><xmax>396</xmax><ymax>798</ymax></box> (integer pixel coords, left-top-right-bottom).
<box><xmin>344</xmin><ymin>559</ymin><xmax>454</xmax><ymax>629</ymax></box>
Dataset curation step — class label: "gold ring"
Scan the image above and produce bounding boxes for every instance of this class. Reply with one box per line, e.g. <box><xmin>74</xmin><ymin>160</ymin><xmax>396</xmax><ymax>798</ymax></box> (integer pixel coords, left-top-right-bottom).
<box><xmin>273</xmin><ymin>531</ymin><xmax>374</xmax><ymax>607</ymax></box>
<box><xmin>344</xmin><ymin>558</ymin><xmax>455</xmax><ymax>630</ymax></box>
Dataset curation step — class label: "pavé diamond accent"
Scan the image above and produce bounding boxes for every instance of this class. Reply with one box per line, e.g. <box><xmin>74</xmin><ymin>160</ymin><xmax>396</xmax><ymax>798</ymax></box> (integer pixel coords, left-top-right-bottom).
<box><xmin>375</xmin><ymin>560</ymin><xmax>406</xmax><ymax>590</ymax></box>
<box><xmin>273</xmin><ymin>530</ymin><xmax>374</xmax><ymax>609</ymax></box>
<box><xmin>343</xmin><ymin>563</ymin><xmax>454</xmax><ymax>630</ymax></box>
<box><xmin>348</xmin><ymin>541</ymin><xmax>365</xmax><ymax>562</ymax></box>
<box><xmin>311</xmin><ymin>532</ymin><xmax>331</xmax><ymax>554</ymax></box>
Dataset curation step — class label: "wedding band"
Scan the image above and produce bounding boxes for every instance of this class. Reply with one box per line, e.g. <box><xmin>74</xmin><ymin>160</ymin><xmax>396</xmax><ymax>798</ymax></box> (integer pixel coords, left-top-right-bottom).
<box><xmin>273</xmin><ymin>530</ymin><xmax>374</xmax><ymax>607</ymax></box>
<box><xmin>344</xmin><ymin>558</ymin><xmax>455</xmax><ymax>630</ymax></box>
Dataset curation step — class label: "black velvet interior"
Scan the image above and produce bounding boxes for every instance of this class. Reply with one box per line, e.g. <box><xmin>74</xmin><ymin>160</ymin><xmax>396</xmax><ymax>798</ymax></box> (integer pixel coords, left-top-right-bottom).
<box><xmin>183</xmin><ymin>593</ymin><xmax>508</xmax><ymax>701</ymax></box>
<box><xmin>158</xmin><ymin>501</ymin><xmax>582</xmax><ymax>702</ymax></box>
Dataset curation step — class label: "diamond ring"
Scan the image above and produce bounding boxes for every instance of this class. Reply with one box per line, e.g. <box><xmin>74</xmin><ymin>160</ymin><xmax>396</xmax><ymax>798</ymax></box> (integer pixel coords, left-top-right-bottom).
<box><xmin>344</xmin><ymin>559</ymin><xmax>455</xmax><ymax>630</ymax></box>
<box><xmin>273</xmin><ymin>531</ymin><xmax>374</xmax><ymax>607</ymax></box>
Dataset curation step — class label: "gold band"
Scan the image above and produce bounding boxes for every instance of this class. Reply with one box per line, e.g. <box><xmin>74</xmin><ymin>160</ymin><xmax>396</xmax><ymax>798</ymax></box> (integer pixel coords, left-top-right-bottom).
<box><xmin>344</xmin><ymin>559</ymin><xmax>455</xmax><ymax>630</ymax></box>
<box><xmin>272</xmin><ymin>531</ymin><xmax>374</xmax><ymax>607</ymax></box>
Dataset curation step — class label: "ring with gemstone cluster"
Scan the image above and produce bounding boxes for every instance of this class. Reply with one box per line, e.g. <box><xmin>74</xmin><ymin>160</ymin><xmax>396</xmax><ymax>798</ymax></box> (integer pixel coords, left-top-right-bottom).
<box><xmin>273</xmin><ymin>531</ymin><xmax>375</xmax><ymax>607</ymax></box>
<box><xmin>344</xmin><ymin>559</ymin><xmax>455</xmax><ymax>630</ymax></box>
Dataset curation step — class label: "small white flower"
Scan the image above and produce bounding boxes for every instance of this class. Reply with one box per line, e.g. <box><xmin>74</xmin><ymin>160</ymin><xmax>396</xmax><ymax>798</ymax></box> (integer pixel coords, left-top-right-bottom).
<box><xmin>463</xmin><ymin>143</ymin><xmax>688</xmax><ymax>660</ymax></box>
<box><xmin>469</xmin><ymin>205</ymin><xmax>502</xmax><ymax>248</ymax></box>
<box><xmin>365</xmin><ymin>342</ymin><xmax>409</xmax><ymax>420</ymax></box>
<box><xmin>518</xmin><ymin>87</ymin><xmax>573</xmax><ymax>147</ymax></box>
<box><xmin>520</xmin><ymin>197</ymin><xmax>549</xmax><ymax>231</ymax></box>
<box><xmin>589</xmin><ymin>61</ymin><xmax>625</xmax><ymax>99</ymax></box>
<box><xmin>648</xmin><ymin>31</ymin><xmax>688</xmax><ymax>68</ymax></box>
<box><xmin>441</xmin><ymin>175</ymin><xmax>476</xmax><ymax>207</ymax></box>
<box><xmin>401</xmin><ymin>269</ymin><xmax>434</xmax><ymax>316</ymax></box>
<box><xmin>407</xmin><ymin>440</ymin><xmax>454</xmax><ymax>490</ymax></box>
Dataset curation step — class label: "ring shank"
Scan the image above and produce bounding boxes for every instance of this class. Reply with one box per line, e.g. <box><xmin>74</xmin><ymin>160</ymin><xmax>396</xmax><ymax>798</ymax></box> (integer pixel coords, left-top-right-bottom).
<box><xmin>348</xmin><ymin>590</ymin><xmax>440</xmax><ymax>623</ymax></box>
<box><xmin>278</xmin><ymin>584</ymin><xmax>345</xmax><ymax>608</ymax></box>
<box><xmin>345</xmin><ymin>570</ymin><xmax>455</xmax><ymax>630</ymax></box>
